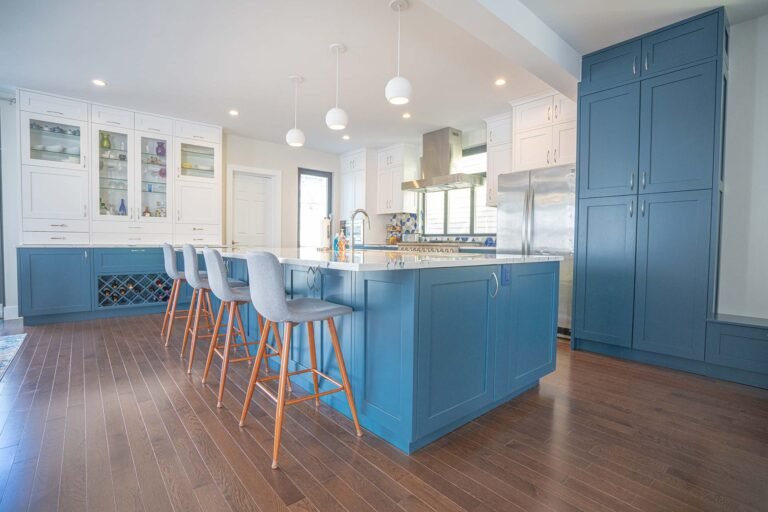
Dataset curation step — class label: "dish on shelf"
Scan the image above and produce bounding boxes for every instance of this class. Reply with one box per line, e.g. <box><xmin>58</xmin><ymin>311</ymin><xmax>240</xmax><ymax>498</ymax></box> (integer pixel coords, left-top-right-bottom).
<box><xmin>181</xmin><ymin>162</ymin><xmax>193</xmax><ymax>169</ymax></box>
<box><xmin>45</xmin><ymin>144</ymin><xmax>64</xmax><ymax>152</ymax></box>
<box><xmin>65</xmin><ymin>147</ymin><xmax>79</xmax><ymax>155</ymax></box>
<box><xmin>198</xmin><ymin>165</ymin><xmax>213</xmax><ymax>171</ymax></box>
<box><xmin>32</xmin><ymin>144</ymin><xmax>45</xmax><ymax>150</ymax></box>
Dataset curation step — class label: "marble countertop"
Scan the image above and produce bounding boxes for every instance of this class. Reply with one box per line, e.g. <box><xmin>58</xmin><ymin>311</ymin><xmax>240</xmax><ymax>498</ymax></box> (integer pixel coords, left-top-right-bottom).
<box><xmin>215</xmin><ymin>246</ymin><xmax>561</xmax><ymax>272</ymax></box>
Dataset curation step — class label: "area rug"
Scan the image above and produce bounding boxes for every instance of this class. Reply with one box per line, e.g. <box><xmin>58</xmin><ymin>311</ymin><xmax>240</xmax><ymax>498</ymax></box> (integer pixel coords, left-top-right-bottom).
<box><xmin>0</xmin><ymin>334</ymin><xmax>27</xmax><ymax>381</ymax></box>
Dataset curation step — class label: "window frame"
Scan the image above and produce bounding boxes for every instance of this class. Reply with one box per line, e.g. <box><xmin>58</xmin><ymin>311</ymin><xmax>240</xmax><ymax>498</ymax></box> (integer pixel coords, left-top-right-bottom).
<box><xmin>297</xmin><ymin>168</ymin><xmax>333</xmax><ymax>248</ymax></box>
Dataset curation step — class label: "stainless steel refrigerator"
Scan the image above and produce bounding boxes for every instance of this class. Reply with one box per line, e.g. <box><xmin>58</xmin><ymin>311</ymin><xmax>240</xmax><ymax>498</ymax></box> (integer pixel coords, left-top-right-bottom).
<box><xmin>496</xmin><ymin>165</ymin><xmax>575</xmax><ymax>335</ymax></box>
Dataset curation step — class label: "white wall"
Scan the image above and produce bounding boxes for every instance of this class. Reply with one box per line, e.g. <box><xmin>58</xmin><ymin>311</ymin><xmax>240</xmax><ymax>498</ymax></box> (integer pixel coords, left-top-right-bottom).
<box><xmin>718</xmin><ymin>13</ymin><xmax>768</xmax><ymax>319</ymax></box>
<box><xmin>0</xmin><ymin>93</ymin><xmax>20</xmax><ymax>319</ymax></box>
<box><xmin>224</xmin><ymin>134</ymin><xmax>340</xmax><ymax>248</ymax></box>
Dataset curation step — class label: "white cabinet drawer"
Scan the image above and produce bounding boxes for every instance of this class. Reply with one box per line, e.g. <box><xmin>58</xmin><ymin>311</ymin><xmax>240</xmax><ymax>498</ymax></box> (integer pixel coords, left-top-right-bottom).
<box><xmin>174</xmin><ymin>120</ymin><xmax>221</xmax><ymax>143</ymax></box>
<box><xmin>19</xmin><ymin>91</ymin><xmax>88</xmax><ymax>121</ymax></box>
<box><xmin>23</xmin><ymin>218</ymin><xmax>89</xmax><ymax>232</ymax></box>
<box><xmin>91</xmin><ymin>105</ymin><xmax>134</xmax><ymax>128</ymax></box>
<box><xmin>174</xmin><ymin>224</ymin><xmax>220</xmax><ymax>236</ymax></box>
<box><xmin>135</xmin><ymin>113</ymin><xmax>173</xmax><ymax>134</ymax></box>
<box><xmin>92</xmin><ymin>221</ymin><xmax>170</xmax><ymax>235</ymax></box>
<box><xmin>23</xmin><ymin>231</ymin><xmax>90</xmax><ymax>245</ymax></box>
<box><xmin>173</xmin><ymin>232</ymin><xmax>221</xmax><ymax>246</ymax></box>
<box><xmin>486</xmin><ymin>115</ymin><xmax>513</xmax><ymax>146</ymax></box>
<box><xmin>92</xmin><ymin>232</ymin><xmax>170</xmax><ymax>245</ymax></box>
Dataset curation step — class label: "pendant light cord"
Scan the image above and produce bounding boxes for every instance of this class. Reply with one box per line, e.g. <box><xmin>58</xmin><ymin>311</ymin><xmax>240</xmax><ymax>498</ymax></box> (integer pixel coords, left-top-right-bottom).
<box><xmin>396</xmin><ymin>5</ymin><xmax>401</xmax><ymax>76</ymax></box>
<box><xmin>335</xmin><ymin>49</ymin><xmax>340</xmax><ymax>108</ymax></box>
<box><xmin>293</xmin><ymin>80</ymin><xmax>299</xmax><ymax>129</ymax></box>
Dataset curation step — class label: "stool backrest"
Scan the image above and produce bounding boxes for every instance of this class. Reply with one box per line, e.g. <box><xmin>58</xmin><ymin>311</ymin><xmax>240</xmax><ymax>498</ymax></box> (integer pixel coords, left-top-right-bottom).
<box><xmin>245</xmin><ymin>252</ymin><xmax>290</xmax><ymax>322</ymax></box>
<box><xmin>182</xmin><ymin>244</ymin><xmax>204</xmax><ymax>289</ymax></box>
<box><xmin>202</xmin><ymin>248</ymin><xmax>238</xmax><ymax>301</ymax></box>
<box><xmin>162</xmin><ymin>243</ymin><xmax>181</xmax><ymax>280</ymax></box>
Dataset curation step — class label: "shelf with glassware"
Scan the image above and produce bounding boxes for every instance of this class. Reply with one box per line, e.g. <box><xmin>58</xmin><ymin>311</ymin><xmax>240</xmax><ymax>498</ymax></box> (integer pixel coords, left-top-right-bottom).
<box><xmin>20</xmin><ymin>111</ymin><xmax>88</xmax><ymax>171</ymax></box>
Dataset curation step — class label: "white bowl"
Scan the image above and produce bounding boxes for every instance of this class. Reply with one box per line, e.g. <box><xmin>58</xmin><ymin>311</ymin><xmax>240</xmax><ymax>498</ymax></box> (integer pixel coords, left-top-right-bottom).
<box><xmin>45</xmin><ymin>145</ymin><xmax>64</xmax><ymax>152</ymax></box>
<box><xmin>32</xmin><ymin>144</ymin><xmax>44</xmax><ymax>150</ymax></box>
<box><xmin>65</xmin><ymin>147</ymin><xmax>79</xmax><ymax>155</ymax></box>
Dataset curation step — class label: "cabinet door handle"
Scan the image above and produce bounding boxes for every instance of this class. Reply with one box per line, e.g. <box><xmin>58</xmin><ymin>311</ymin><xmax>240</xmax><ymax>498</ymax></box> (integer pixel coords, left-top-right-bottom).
<box><xmin>490</xmin><ymin>272</ymin><xmax>500</xmax><ymax>299</ymax></box>
<box><xmin>553</xmin><ymin>149</ymin><xmax>558</xmax><ymax>163</ymax></box>
<box><xmin>546</xmin><ymin>150</ymin><xmax>550</xmax><ymax>164</ymax></box>
<box><xmin>84</xmin><ymin>250</ymin><xmax>88</xmax><ymax>260</ymax></box>
<box><xmin>46</xmin><ymin>110</ymin><xmax>63</xmax><ymax>116</ymax></box>
<box><xmin>83</xmin><ymin>204</ymin><xmax>87</xmax><ymax>218</ymax></box>
<box><xmin>554</xmin><ymin>105</ymin><xmax>559</xmax><ymax>119</ymax></box>
<box><xmin>547</xmin><ymin>107</ymin><xmax>551</xmax><ymax>121</ymax></box>
<box><xmin>641</xmin><ymin>200</ymin><xmax>646</xmax><ymax>217</ymax></box>
<box><xmin>82</xmin><ymin>155</ymin><xmax>87</xmax><ymax>169</ymax></box>
<box><xmin>633</xmin><ymin>56</ymin><xmax>637</xmax><ymax>75</ymax></box>
<box><xmin>641</xmin><ymin>171</ymin><xmax>647</xmax><ymax>189</ymax></box>
<box><xmin>630</xmin><ymin>172</ymin><xmax>635</xmax><ymax>190</ymax></box>
<box><xmin>629</xmin><ymin>199</ymin><xmax>634</xmax><ymax>217</ymax></box>
<box><xmin>489</xmin><ymin>129</ymin><xmax>493</xmax><ymax>143</ymax></box>
<box><xmin>644</xmin><ymin>53</ymin><xmax>649</xmax><ymax>71</ymax></box>
<box><xmin>177</xmin><ymin>209</ymin><xmax>181</xmax><ymax>221</ymax></box>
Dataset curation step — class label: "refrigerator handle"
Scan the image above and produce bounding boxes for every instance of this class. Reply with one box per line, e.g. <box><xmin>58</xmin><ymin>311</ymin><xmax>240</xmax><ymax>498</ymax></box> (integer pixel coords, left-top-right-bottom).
<box><xmin>527</xmin><ymin>188</ymin><xmax>535</xmax><ymax>255</ymax></box>
<box><xmin>521</xmin><ymin>190</ymin><xmax>529</xmax><ymax>254</ymax></box>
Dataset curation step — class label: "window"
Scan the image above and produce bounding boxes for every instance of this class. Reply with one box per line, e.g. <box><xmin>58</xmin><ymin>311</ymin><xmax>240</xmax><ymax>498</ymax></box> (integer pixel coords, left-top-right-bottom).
<box><xmin>422</xmin><ymin>149</ymin><xmax>497</xmax><ymax>235</ymax></box>
<box><xmin>298</xmin><ymin>169</ymin><xmax>332</xmax><ymax>248</ymax></box>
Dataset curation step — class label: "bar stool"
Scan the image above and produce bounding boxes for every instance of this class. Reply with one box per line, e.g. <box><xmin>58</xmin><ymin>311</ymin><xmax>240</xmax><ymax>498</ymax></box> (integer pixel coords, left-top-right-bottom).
<box><xmin>161</xmin><ymin>242</ymin><xmax>190</xmax><ymax>345</ymax></box>
<box><xmin>239</xmin><ymin>251</ymin><xmax>362</xmax><ymax>469</ymax></box>
<box><xmin>202</xmin><ymin>248</ymin><xmax>285</xmax><ymax>408</ymax></box>
<box><xmin>181</xmin><ymin>244</ymin><xmax>247</xmax><ymax>372</ymax></box>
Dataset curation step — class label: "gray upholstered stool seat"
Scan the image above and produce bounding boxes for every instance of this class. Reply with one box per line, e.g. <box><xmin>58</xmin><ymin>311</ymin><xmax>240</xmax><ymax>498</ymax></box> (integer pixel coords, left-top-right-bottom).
<box><xmin>240</xmin><ymin>251</ymin><xmax>361</xmax><ymax>470</ymax></box>
<box><xmin>285</xmin><ymin>298</ymin><xmax>352</xmax><ymax>323</ymax></box>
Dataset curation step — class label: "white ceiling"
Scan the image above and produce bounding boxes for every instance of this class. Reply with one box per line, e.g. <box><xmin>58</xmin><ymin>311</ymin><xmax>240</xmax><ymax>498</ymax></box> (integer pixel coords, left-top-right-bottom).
<box><xmin>519</xmin><ymin>0</ymin><xmax>768</xmax><ymax>54</ymax></box>
<box><xmin>0</xmin><ymin>0</ymin><xmax>551</xmax><ymax>154</ymax></box>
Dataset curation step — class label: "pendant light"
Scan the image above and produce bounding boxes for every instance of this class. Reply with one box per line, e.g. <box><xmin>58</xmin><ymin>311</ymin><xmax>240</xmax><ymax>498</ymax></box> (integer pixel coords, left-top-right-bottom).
<box><xmin>385</xmin><ymin>0</ymin><xmax>412</xmax><ymax>105</ymax></box>
<box><xmin>326</xmin><ymin>43</ymin><xmax>348</xmax><ymax>130</ymax></box>
<box><xmin>285</xmin><ymin>75</ymin><xmax>305</xmax><ymax>147</ymax></box>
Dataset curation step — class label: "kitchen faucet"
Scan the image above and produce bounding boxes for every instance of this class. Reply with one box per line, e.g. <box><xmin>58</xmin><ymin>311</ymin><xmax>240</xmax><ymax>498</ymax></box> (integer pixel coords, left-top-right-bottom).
<box><xmin>350</xmin><ymin>208</ymin><xmax>371</xmax><ymax>252</ymax></box>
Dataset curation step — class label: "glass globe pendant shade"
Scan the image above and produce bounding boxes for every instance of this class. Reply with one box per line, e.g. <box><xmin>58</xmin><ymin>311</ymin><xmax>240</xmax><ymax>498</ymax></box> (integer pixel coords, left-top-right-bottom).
<box><xmin>325</xmin><ymin>107</ymin><xmax>348</xmax><ymax>130</ymax></box>
<box><xmin>285</xmin><ymin>128</ymin><xmax>305</xmax><ymax>147</ymax></box>
<box><xmin>385</xmin><ymin>76</ymin><xmax>411</xmax><ymax>105</ymax></box>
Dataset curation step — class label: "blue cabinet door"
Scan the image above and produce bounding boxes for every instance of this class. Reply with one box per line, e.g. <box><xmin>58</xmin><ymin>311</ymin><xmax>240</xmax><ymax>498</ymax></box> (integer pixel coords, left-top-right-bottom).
<box><xmin>415</xmin><ymin>266</ymin><xmax>497</xmax><ymax>437</ymax></box>
<box><xmin>578</xmin><ymin>83</ymin><xmax>640</xmax><ymax>198</ymax></box>
<box><xmin>641</xmin><ymin>12</ymin><xmax>719</xmax><ymax>76</ymax></box>
<box><xmin>580</xmin><ymin>40</ymin><xmax>641</xmax><ymax>94</ymax></box>
<box><xmin>18</xmin><ymin>248</ymin><xmax>92</xmax><ymax>316</ymax></box>
<box><xmin>495</xmin><ymin>263</ymin><xmax>559</xmax><ymax>400</ymax></box>
<box><xmin>639</xmin><ymin>62</ymin><xmax>717</xmax><ymax>194</ymax></box>
<box><xmin>573</xmin><ymin>196</ymin><xmax>637</xmax><ymax>347</ymax></box>
<box><xmin>633</xmin><ymin>190</ymin><xmax>711</xmax><ymax>360</ymax></box>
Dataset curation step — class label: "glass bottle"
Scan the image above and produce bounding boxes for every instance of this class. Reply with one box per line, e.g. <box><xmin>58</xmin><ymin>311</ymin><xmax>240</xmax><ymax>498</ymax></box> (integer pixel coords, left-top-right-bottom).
<box><xmin>100</xmin><ymin>132</ymin><xmax>111</xmax><ymax>149</ymax></box>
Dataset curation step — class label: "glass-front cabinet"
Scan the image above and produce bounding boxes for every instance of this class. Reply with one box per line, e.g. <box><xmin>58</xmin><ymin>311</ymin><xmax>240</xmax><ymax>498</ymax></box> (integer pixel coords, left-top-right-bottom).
<box><xmin>137</xmin><ymin>132</ymin><xmax>171</xmax><ymax>222</ymax></box>
<box><xmin>93</xmin><ymin>125</ymin><xmax>134</xmax><ymax>221</ymax></box>
<box><xmin>21</xmin><ymin>112</ymin><xmax>88</xmax><ymax>171</ymax></box>
<box><xmin>176</xmin><ymin>138</ymin><xmax>219</xmax><ymax>181</ymax></box>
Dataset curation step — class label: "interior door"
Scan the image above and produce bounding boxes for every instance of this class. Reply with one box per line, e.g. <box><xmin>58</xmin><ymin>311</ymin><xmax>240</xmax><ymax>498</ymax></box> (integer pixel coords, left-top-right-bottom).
<box><xmin>231</xmin><ymin>171</ymin><xmax>274</xmax><ymax>248</ymax></box>
<box><xmin>578</xmin><ymin>83</ymin><xmax>640</xmax><ymax>198</ymax></box>
<box><xmin>632</xmin><ymin>190</ymin><xmax>711</xmax><ymax>360</ymax></box>
<box><xmin>573</xmin><ymin>195</ymin><xmax>637</xmax><ymax>347</ymax></box>
<box><xmin>639</xmin><ymin>61</ymin><xmax>717</xmax><ymax>194</ymax></box>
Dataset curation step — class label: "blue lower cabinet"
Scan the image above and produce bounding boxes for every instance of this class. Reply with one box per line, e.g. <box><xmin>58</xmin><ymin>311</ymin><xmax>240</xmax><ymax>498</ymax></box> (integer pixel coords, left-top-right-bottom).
<box><xmin>632</xmin><ymin>190</ymin><xmax>711</xmax><ymax>360</ymax></box>
<box><xmin>573</xmin><ymin>195</ymin><xmax>637</xmax><ymax>347</ymax></box>
<box><xmin>415</xmin><ymin>266</ymin><xmax>497</xmax><ymax>438</ymax></box>
<box><xmin>495</xmin><ymin>263</ymin><xmax>559</xmax><ymax>399</ymax></box>
<box><xmin>18</xmin><ymin>248</ymin><xmax>92</xmax><ymax>316</ymax></box>
<box><xmin>705</xmin><ymin>319</ymin><xmax>768</xmax><ymax>383</ymax></box>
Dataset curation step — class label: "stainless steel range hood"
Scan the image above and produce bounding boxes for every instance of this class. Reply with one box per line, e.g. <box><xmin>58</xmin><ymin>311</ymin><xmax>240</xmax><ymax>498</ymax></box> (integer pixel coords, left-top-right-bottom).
<box><xmin>401</xmin><ymin>127</ymin><xmax>485</xmax><ymax>192</ymax></box>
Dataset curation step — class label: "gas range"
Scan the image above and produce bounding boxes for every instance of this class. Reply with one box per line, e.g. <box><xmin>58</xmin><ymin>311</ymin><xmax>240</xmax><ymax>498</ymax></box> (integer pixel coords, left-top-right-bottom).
<box><xmin>397</xmin><ymin>242</ymin><xmax>466</xmax><ymax>253</ymax></box>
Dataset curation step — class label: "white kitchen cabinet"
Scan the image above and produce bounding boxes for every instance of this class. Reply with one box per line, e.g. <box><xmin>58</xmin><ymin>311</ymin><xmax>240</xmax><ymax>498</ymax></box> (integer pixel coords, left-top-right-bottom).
<box><xmin>376</xmin><ymin>168</ymin><xmax>394</xmax><ymax>214</ymax></box>
<box><xmin>340</xmin><ymin>169</ymin><xmax>365</xmax><ymax>221</ymax></box>
<box><xmin>92</xmin><ymin>124</ymin><xmax>136</xmax><ymax>222</ymax></box>
<box><xmin>514</xmin><ymin>126</ymin><xmax>553</xmax><ymax>171</ymax></box>
<box><xmin>553</xmin><ymin>94</ymin><xmax>577</xmax><ymax>124</ymax></box>
<box><xmin>341</xmin><ymin>149</ymin><xmax>365</xmax><ymax>173</ymax></box>
<box><xmin>21</xmin><ymin>111</ymin><xmax>88</xmax><ymax>171</ymax></box>
<box><xmin>485</xmin><ymin>113</ymin><xmax>513</xmax><ymax>147</ymax></box>
<box><xmin>553</xmin><ymin>121</ymin><xmax>577</xmax><ymax>165</ymax></box>
<box><xmin>376</xmin><ymin>144</ymin><xmax>419</xmax><ymax>214</ymax></box>
<box><xmin>19</xmin><ymin>90</ymin><xmax>88</xmax><ymax>121</ymax></box>
<box><xmin>378</xmin><ymin>146</ymin><xmax>405</xmax><ymax>169</ymax></box>
<box><xmin>22</xmin><ymin>166</ymin><xmax>89</xmax><ymax>228</ymax></box>
<box><xmin>176</xmin><ymin>138</ymin><xmax>220</xmax><ymax>182</ymax></box>
<box><xmin>514</xmin><ymin>96</ymin><xmax>554</xmax><ymax>131</ymax></box>
<box><xmin>135</xmin><ymin>113</ymin><xmax>173</xmax><ymax>134</ymax></box>
<box><xmin>175</xmin><ymin>180</ymin><xmax>220</xmax><ymax>226</ymax></box>
<box><xmin>91</xmin><ymin>105</ymin><xmax>134</xmax><ymax>128</ymax></box>
<box><xmin>174</xmin><ymin>120</ymin><xmax>221</xmax><ymax>144</ymax></box>
<box><xmin>486</xmin><ymin>142</ymin><xmax>513</xmax><ymax>207</ymax></box>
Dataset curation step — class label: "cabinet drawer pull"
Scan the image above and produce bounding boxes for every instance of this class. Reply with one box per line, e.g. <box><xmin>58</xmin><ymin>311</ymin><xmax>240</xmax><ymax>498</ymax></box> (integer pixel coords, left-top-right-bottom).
<box><xmin>192</xmin><ymin>238</ymin><xmax>205</xmax><ymax>242</ymax></box>
<box><xmin>128</xmin><ymin>226</ymin><xmax>142</xmax><ymax>229</ymax></box>
<box><xmin>192</xmin><ymin>227</ymin><xmax>204</xmax><ymax>231</ymax></box>
<box><xmin>128</xmin><ymin>237</ymin><xmax>142</xmax><ymax>241</ymax></box>
<box><xmin>50</xmin><ymin>236</ymin><xmax>66</xmax><ymax>240</ymax></box>
<box><xmin>629</xmin><ymin>200</ymin><xmax>634</xmax><ymax>218</ymax></box>
<box><xmin>147</xmin><ymin>127</ymin><xmax>160</xmax><ymax>132</ymax></box>
<box><xmin>192</xmin><ymin>135</ymin><xmax>204</xmax><ymax>140</ymax></box>
<box><xmin>490</xmin><ymin>272</ymin><xmax>500</xmax><ymax>299</ymax></box>
<box><xmin>130</xmin><ymin>249</ymin><xmax>146</xmax><ymax>252</ymax></box>
<box><xmin>46</xmin><ymin>110</ymin><xmax>63</xmax><ymax>116</ymax></box>
<box><xmin>49</xmin><ymin>223</ymin><xmax>67</xmax><ymax>227</ymax></box>
<box><xmin>105</xmin><ymin>120</ymin><xmax>120</xmax><ymax>125</ymax></box>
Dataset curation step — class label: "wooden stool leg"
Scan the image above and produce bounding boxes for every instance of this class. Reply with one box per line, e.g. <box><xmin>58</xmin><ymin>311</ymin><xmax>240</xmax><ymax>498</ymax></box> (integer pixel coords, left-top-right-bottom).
<box><xmin>164</xmin><ymin>278</ymin><xmax>182</xmax><ymax>346</ymax></box>
<box><xmin>161</xmin><ymin>279</ymin><xmax>177</xmax><ymax>337</ymax></box>
<box><xmin>202</xmin><ymin>301</ymin><xmax>225</xmax><ymax>384</ymax></box>
<box><xmin>269</xmin><ymin>323</ymin><xmax>291</xmax><ymax>392</ymax></box>
<box><xmin>234</xmin><ymin>305</ymin><xmax>248</xmax><ymax>360</ymax></box>
<box><xmin>328</xmin><ymin>317</ymin><xmax>362</xmax><ymax>437</ymax></box>
<box><xmin>307</xmin><ymin>321</ymin><xmax>320</xmax><ymax>406</ymax></box>
<box><xmin>217</xmin><ymin>302</ymin><xmax>236</xmax><ymax>408</ymax></box>
<box><xmin>181</xmin><ymin>288</ymin><xmax>198</xmax><ymax>359</ymax></box>
<box><xmin>239</xmin><ymin>320</ymin><xmax>272</xmax><ymax>427</ymax></box>
<box><xmin>185</xmin><ymin>289</ymin><xmax>205</xmax><ymax>370</ymax></box>
<box><xmin>272</xmin><ymin>322</ymin><xmax>293</xmax><ymax>469</ymax></box>
<box><xmin>204</xmin><ymin>292</ymin><xmax>215</xmax><ymax>331</ymax></box>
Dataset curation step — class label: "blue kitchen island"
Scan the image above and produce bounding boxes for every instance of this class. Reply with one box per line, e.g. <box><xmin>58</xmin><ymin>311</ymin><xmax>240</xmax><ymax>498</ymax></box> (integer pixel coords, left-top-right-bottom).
<box><xmin>17</xmin><ymin>245</ymin><xmax>561</xmax><ymax>453</ymax></box>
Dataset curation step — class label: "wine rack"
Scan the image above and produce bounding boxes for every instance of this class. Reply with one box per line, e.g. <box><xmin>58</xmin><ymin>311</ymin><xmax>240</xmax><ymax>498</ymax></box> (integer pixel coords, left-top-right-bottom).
<box><xmin>97</xmin><ymin>273</ymin><xmax>173</xmax><ymax>308</ymax></box>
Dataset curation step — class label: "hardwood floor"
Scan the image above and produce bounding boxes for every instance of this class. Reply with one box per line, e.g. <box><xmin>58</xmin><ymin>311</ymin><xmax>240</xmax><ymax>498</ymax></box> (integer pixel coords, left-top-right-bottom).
<box><xmin>0</xmin><ymin>315</ymin><xmax>766</xmax><ymax>512</ymax></box>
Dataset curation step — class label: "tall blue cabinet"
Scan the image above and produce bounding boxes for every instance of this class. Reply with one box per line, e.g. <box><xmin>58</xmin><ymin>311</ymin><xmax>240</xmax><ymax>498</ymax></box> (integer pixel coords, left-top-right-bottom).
<box><xmin>573</xmin><ymin>8</ymin><xmax>766</xmax><ymax>388</ymax></box>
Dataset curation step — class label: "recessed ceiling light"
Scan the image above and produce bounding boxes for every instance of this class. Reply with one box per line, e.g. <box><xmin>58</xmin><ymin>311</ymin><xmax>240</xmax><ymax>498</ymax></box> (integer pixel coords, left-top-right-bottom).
<box><xmin>342</xmin><ymin>134</ymin><xmax>350</xmax><ymax>140</ymax></box>
<box><xmin>402</xmin><ymin>112</ymin><xmax>411</xmax><ymax>119</ymax></box>
<box><xmin>91</xmin><ymin>79</ymin><xmax>107</xmax><ymax>87</ymax></box>
<box><xmin>228</xmin><ymin>109</ymin><xmax>239</xmax><ymax>117</ymax></box>
<box><xmin>495</xmin><ymin>78</ymin><xmax>506</xmax><ymax>86</ymax></box>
